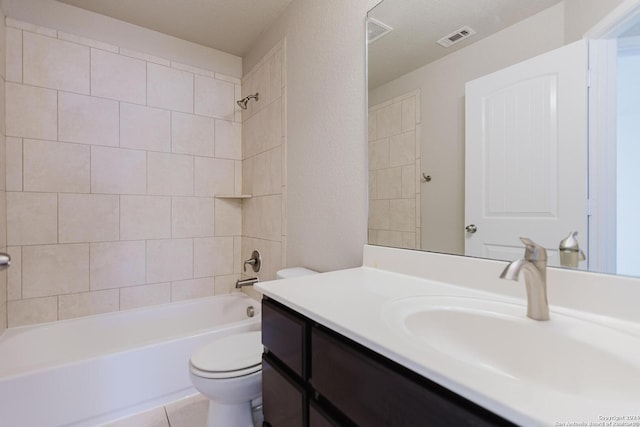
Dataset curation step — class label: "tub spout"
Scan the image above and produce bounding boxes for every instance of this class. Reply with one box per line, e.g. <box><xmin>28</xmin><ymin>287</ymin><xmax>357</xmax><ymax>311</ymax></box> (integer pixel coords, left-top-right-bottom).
<box><xmin>500</xmin><ymin>238</ymin><xmax>549</xmax><ymax>321</ymax></box>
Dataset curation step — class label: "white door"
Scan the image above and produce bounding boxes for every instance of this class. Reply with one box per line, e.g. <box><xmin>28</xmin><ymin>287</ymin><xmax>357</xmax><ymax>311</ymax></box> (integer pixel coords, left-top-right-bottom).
<box><xmin>465</xmin><ymin>40</ymin><xmax>588</xmax><ymax>267</ymax></box>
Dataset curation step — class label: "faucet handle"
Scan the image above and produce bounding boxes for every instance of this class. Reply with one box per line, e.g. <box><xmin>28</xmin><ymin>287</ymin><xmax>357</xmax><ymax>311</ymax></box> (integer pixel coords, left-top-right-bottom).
<box><xmin>519</xmin><ymin>237</ymin><xmax>547</xmax><ymax>262</ymax></box>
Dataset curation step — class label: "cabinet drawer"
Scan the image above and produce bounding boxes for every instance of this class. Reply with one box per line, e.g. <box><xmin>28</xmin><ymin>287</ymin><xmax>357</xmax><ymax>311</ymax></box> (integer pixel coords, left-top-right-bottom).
<box><xmin>262</xmin><ymin>355</ymin><xmax>306</xmax><ymax>427</ymax></box>
<box><xmin>311</xmin><ymin>327</ymin><xmax>513</xmax><ymax>427</ymax></box>
<box><xmin>262</xmin><ymin>298</ymin><xmax>307</xmax><ymax>378</ymax></box>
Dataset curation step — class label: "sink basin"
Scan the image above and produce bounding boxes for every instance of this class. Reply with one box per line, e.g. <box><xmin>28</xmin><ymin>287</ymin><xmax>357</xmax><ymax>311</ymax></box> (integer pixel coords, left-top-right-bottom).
<box><xmin>382</xmin><ymin>296</ymin><xmax>640</xmax><ymax>400</ymax></box>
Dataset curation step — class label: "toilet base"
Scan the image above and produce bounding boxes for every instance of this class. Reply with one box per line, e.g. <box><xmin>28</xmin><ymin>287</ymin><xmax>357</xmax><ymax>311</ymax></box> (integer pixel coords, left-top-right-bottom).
<box><xmin>206</xmin><ymin>400</ymin><xmax>254</xmax><ymax>427</ymax></box>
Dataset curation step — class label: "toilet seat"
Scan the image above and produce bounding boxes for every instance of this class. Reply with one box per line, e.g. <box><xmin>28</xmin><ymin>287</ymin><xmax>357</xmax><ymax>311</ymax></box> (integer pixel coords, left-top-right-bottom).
<box><xmin>190</xmin><ymin>331</ymin><xmax>263</xmax><ymax>379</ymax></box>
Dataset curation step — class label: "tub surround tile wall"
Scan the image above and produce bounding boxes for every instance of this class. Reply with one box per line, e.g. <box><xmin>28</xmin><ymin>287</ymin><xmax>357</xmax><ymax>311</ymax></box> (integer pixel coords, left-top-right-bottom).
<box><xmin>0</xmin><ymin>6</ymin><xmax>6</xmax><ymax>333</ymax></box>
<box><xmin>4</xmin><ymin>18</ymin><xmax>244</xmax><ymax>327</ymax></box>
<box><xmin>241</xmin><ymin>40</ymin><xmax>286</xmax><ymax>290</ymax></box>
<box><xmin>368</xmin><ymin>90</ymin><xmax>421</xmax><ymax>250</ymax></box>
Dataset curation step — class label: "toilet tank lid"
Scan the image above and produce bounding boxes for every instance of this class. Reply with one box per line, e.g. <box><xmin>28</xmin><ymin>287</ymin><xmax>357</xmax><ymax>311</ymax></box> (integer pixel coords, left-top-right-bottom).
<box><xmin>276</xmin><ymin>267</ymin><xmax>318</xmax><ymax>279</ymax></box>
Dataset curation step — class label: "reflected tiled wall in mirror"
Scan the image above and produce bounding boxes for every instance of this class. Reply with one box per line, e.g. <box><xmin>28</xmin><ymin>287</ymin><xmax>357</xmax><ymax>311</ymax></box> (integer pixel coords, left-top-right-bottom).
<box><xmin>368</xmin><ymin>90</ymin><xmax>421</xmax><ymax>250</ymax></box>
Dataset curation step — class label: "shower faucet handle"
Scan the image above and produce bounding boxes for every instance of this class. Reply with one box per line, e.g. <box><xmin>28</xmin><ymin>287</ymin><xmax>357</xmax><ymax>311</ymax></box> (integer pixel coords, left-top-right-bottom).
<box><xmin>243</xmin><ymin>250</ymin><xmax>261</xmax><ymax>273</ymax></box>
<box><xmin>0</xmin><ymin>252</ymin><xmax>10</xmax><ymax>271</ymax></box>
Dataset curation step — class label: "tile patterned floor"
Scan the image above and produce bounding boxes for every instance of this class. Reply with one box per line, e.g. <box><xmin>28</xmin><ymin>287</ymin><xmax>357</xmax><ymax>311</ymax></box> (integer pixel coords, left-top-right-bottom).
<box><xmin>101</xmin><ymin>394</ymin><xmax>209</xmax><ymax>427</ymax></box>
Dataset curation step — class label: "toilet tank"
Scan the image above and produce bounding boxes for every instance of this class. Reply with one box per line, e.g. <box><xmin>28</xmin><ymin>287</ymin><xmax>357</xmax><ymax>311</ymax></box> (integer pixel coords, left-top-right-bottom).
<box><xmin>276</xmin><ymin>268</ymin><xmax>317</xmax><ymax>279</ymax></box>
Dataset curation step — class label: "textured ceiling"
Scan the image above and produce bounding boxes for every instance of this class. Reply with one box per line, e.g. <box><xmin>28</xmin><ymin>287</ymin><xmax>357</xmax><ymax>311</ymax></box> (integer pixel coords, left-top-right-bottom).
<box><xmin>368</xmin><ymin>0</ymin><xmax>563</xmax><ymax>89</ymax></box>
<box><xmin>55</xmin><ymin>0</ymin><xmax>293</xmax><ymax>57</ymax></box>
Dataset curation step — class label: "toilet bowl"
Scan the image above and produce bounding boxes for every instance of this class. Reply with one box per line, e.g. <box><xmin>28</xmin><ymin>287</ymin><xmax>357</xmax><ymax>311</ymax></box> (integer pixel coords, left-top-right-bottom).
<box><xmin>189</xmin><ymin>331</ymin><xmax>263</xmax><ymax>427</ymax></box>
<box><xmin>189</xmin><ymin>268</ymin><xmax>317</xmax><ymax>426</ymax></box>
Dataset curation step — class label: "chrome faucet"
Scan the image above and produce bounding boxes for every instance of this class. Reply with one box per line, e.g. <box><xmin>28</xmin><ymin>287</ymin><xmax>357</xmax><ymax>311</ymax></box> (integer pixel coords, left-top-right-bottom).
<box><xmin>500</xmin><ymin>237</ymin><xmax>550</xmax><ymax>321</ymax></box>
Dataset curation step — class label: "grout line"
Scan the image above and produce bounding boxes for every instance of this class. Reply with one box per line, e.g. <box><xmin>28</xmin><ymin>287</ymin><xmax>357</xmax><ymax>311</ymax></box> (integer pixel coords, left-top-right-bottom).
<box><xmin>164</xmin><ymin>406</ymin><xmax>171</xmax><ymax>427</ymax></box>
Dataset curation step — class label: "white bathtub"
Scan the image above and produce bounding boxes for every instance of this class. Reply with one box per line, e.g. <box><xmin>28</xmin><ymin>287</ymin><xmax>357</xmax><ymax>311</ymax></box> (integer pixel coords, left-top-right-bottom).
<box><xmin>0</xmin><ymin>293</ymin><xmax>261</xmax><ymax>427</ymax></box>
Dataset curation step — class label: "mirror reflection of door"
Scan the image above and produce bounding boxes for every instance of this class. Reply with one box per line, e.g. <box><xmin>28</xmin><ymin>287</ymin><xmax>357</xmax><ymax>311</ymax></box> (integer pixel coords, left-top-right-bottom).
<box><xmin>616</xmin><ymin>36</ymin><xmax>640</xmax><ymax>276</ymax></box>
<box><xmin>464</xmin><ymin>40</ymin><xmax>588</xmax><ymax>268</ymax></box>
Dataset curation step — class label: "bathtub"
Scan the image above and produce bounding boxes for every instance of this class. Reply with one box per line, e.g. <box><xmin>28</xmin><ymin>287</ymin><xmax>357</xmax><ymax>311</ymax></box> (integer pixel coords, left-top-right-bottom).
<box><xmin>0</xmin><ymin>293</ymin><xmax>261</xmax><ymax>427</ymax></box>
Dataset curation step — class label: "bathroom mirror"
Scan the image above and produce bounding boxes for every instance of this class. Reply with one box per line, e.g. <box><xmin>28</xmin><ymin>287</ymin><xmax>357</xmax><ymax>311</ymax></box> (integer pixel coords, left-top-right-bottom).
<box><xmin>367</xmin><ymin>0</ymin><xmax>640</xmax><ymax>278</ymax></box>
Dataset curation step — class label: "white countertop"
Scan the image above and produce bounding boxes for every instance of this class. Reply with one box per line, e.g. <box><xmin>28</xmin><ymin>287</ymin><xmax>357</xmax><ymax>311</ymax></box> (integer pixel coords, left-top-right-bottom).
<box><xmin>256</xmin><ymin>262</ymin><xmax>640</xmax><ymax>427</ymax></box>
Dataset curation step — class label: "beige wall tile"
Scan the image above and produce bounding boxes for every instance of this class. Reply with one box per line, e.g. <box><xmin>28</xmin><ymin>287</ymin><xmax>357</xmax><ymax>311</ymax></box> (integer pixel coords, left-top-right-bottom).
<box><xmin>390</xmin><ymin>199</ymin><xmax>416</xmax><ymax>232</ymax></box>
<box><xmin>261</xmin><ymin>99</ymin><xmax>282</xmax><ymax>153</ymax></box>
<box><xmin>369</xmin><ymin>173</ymin><xmax>378</xmax><ymax>200</ymax></box>
<box><xmin>368</xmin><ymin>111</ymin><xmax>377</xmax><ymax>141</ymax></box>
<box><xmin>120</xmin><ymin>195</ymin><xmax>171</xmax><ymax>240</ymax></box>
<box><xmin>234</xmin><ymin>160</ymin><xmax>242</xmax><ymax>196</ymax></box>
<box><xmin>369</xmin><ymin>200</ymin><xmax>390</xmax><ymax>230</ymax></box>
<box><xmin>59</xmin><ymin>193</ymin><xmax>119</xmax><ymax>243</ymax></box>
<box><xmin>389</xmin><ymin>131</ymin><xmax>415</xmax><ymax>168</ymax></box>
<box><xmin>233</xmin><ymin>236</ymin><xmax>242</xmax><ymax>274</ymax></box>
<box><xmin>369</xmin><ymin>138</ymin><xmax>389</xmax><ymax>170</ymax></box>
<box><xmin>58</xmin><ymin>289</ymin><xmax>118</xmax><ymax>320</ymax></box>
<box><xmin>7</xmin><ymin>296</ymin><xmax>57</xmax><ymax>327</ymax></box>
<box><xmin>120</xmin><ymin>103</ymin><xmax>171</xmax><ymax>152</ymax></box>
<box><xmin>402</xmin><ymin>96</ymin><xmax>416</xmax><ymax>132</ymax></box>
<box><xmin>147</xmin><ymin>238</ymin><xmax>193</xmax><ymax>283</ymax></box>
<box><xmin>193</xmin><ymin>157</ymin><xmax>234</xmax><ymax>196</ymax></box>
<box><xmin>402</xmin><ymin>164</ymin><xmax>416</xmax><ymax>199</ymax></box>
<box><xmin>7</xmin><ymin>192</ymin><xmax>57</xmax><ymax>245</ymax></box>
<box><xmin>6</xmin><ymin>27</ymin><xmax>22</xmax><ymax>83</ymax></box>
<box><xmin>171</xmin><ymin>197</ymin><xmax>215</xmax><ymax>238</ymax></box>
<box><xmin>376</xmin><ymin>103</ymin><xmax>402</xmax><ymax>139</ymax></box>
<box><xmin>5</xmin><ymin>137</ymin><xmax>22</xmax><ymax>191</ymax></box>
<box><xmin>269</xmin><ymin>147</ymin><xmax>282</xmax><ymax>194</ymax></box>
<box><xmin>243</xmin><ymin>195</ymin><xmax>282</xmax><ymax>241</ymax></box>
<box><xmin>120</xmin><ymin>48</ymin><xmax>170</xmax><ymax>66</ymax></box>
<box><xmin>148</xmin><ymin>152</ymin><xmax>193</xmax><ymax>196</ymax></box>
<box><xmin>171</xmin><ymin>112</ymin><xmax>215</xmax><ymax>157</ymax></box>
<box><xmin>147</xmin><ymin>63</ymin><xmax>193</xmax><ymax>113</ymax></box>
<box><xmin>120</xmin><ymin>282</ymin><xmax>170</xmax><ymax>311</ymax></box>
<box><xmin>214</xmin><ymin>274</ymin><xmax>240</xmax><ymax>295</ymax></box>
<box><xmin>23</xmin><ymin>139</ymin><xmax>90</xmax><ymax>193</ymax></box>
<box><xmin>91</xmin><ymin>49</ymin><xmax>146</xmax><ymax>104</ymax></box>
<box><xmin>6</xmin><ymin>82</ymin><xmax>57</xmax><ymax>140</ymax></box>
<box><xmin>7</xmin><ymin>246</ymin><xmax>21</xmax><ymax>300</ymax></box>
<box><xmin>171</xmin><ymin>277</ymin><xmax>215</xmax><ymax>301</ymax></box>
<box><xmin>376</xmin><ymin>167</ymin><xmax>402</xmax><ymax>199</ymax></box>
<box><xmin>249</xmin><ymin>151</ymin><xmax>270</xmax><ymax>196</ymax></box>
<box><xmin>171</xmin><ymin>61</ymin><xmax>216</xmax><ymax>79</ymax></box>
<box><xmin>91</xmin><ymin>146</ymin><xmax>146</xmax><ymax>195</ymax></box>
<box><xmin>22</xmin><ymin>243</ymin><xmax>89</xmax><ymax>298</ymax></box>
<box><xmin>23</xmin><ymin>32</ymin><xmax>89</xmax><ymax>93</ymax></box>
<box><xmin>269</xmin><ymin>49</ymin><xmax>283</xmax><ymax>101</ymax></box>
<box><xmin>193</xmin><ymin>237</ymin><xmax>234</xmax><ymax>278</ymax></box>
<box><xmin>194</xmin><ymin>75</ymin><xmax>234</xmax><ymax>120</ymax></box>
<box><xmin>57</xmin><ymin>31</ymin><xmax>118</xmax><ymax>53</ymax></box>
<box><xmin>214</xmin><ymin>198</ymin><xmax>242</xmax><ymax>236</ymax></box>
<box><xmin>374</xmin><ymin>229</ymin><xmax>403</xmax><ymax>247</ymax></box>
<box><xmin>214</xmin><ymin>120</ymin><xmax>241</xmax><ymax>160</ymax></box>
<box><xmin>6</xmin><ymin>18</ymin><xmax>57</xmax><ymax>37</ymax></box>
<box><xmin>90</xmin><ymin>240</ymin><xmax>146</xmax><ymax>290</ymax></box>
<box><xmin>59</xmin><ymin>92</ymin><xmax>119</xmax><ymax>146</ymax></box>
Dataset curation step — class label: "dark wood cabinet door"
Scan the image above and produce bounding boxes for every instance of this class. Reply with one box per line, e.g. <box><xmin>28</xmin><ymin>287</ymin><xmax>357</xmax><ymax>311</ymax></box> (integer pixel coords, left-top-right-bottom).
<box><xmin>262</xmin><ymin>355</ymin><xmax>306</xmax><ymax>427</ymax></box>
<box><xmin>262</xmin><ymin>298</ymin><xmax>307</xmax><ymax>378</ymax></box>
<box><xmin>310</xmin><ymin>327</ymin><xmax>515</xmax><ymax>427</ymax></box>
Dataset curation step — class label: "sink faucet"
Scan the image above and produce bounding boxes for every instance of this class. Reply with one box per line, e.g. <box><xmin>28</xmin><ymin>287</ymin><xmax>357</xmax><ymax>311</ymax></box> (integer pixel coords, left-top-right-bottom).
<box><xmin>500</xmin><ymin>237</ymin><xmax>550</xmax><ymax>321</ymax></box>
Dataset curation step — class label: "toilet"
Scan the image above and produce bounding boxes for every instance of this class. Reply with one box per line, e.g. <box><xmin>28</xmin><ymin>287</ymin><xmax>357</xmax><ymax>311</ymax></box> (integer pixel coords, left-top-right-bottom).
<box><xmin>189</xmin><ymin>267</ymin><xmax>317</xmax><ymax>427</ymax></box>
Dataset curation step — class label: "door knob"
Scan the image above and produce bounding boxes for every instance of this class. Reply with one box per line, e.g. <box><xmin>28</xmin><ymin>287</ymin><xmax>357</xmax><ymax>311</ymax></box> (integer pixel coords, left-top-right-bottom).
<box><xmin>465</xmin><ymin>224</ymin><xmax>477</xmax><ymax>234</ymax></box>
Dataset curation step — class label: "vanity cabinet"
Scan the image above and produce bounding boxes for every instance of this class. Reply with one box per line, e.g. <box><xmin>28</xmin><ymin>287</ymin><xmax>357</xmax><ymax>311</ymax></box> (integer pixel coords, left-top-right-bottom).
<box><xmin>261</xmin><ymin>297</ymin><xmax>516</xmax><ymax>427</ymax></box>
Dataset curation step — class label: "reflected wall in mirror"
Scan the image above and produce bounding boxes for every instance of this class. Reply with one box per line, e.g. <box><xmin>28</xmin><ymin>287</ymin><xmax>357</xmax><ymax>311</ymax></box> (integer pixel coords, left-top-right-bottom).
<box><xmin>367</xmin><ymin>0</ymin><xmax>640</xmax><ymax>277</ymax></box>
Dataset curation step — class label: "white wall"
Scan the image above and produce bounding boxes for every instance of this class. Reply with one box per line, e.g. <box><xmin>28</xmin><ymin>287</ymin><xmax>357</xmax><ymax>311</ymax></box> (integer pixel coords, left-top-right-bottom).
<box><xmin>244</xmin><ymin>0</ymin><xmax>379</xmax><ymax>272</ymax></box>
<box><xmin>564</xmin><ymin>0</ymin><xmax>626</xmax><ymax>42</ymax></box>
<box><xmin>2</xmin><ymin>0</ymin><xmax>241</xmax><ymax>78</ymax></box>
<box><xmin>369</xmin><ymin>3</ymin><xmax>566</xmax><ymax>255</ymax></box>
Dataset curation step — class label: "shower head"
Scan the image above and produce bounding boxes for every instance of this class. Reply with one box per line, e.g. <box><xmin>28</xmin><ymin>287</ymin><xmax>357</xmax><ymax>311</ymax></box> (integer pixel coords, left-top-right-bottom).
<box><xmin>237</xmin><ymin>93</ymin><xmax>259</xmax><ymax>110</ymax></box>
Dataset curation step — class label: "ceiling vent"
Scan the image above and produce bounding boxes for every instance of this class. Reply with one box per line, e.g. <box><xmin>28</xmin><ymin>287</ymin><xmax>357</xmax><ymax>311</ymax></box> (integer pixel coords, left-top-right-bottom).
<box><xmin>367</xmin><ymin>17</ymin><xmax>393</xmax><ymax>44</ymax></box>
<box><xmin>436</xmin><ymin>26</ymin><xmax>476</xmax><ymax>48</ymax></box>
